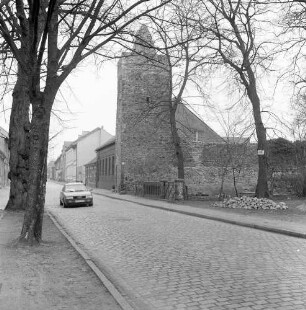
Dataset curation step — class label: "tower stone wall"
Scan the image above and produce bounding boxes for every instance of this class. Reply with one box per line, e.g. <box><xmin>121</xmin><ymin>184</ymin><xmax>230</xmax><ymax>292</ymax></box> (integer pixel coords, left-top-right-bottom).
<box><xmin>115</xmin><ymin>27</ymin><xmax>177</xmax><ymax>191</ymax></box>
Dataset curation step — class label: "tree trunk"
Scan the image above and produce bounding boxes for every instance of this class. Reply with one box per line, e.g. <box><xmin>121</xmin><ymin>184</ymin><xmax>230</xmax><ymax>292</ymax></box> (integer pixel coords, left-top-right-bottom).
<box><xmin>247</xmin><ymin>74</ymin><xmax>269</xmax><ymax>198</ymax></box>
<box><xmin>169</xmin><ymin>103</ymin><xmax>184</xmax><ymax>179</ymax></box>
<box><xmin>302</xmin><ymin>169</ymin><xmax>306</xmax><ymax>197</ymax></box>
<box><xmin>19</xmin><ymin>97</ymin><xmax>51</xmax><ymax>245</ymax></box>
<box><xmin>255</xmin><ymin>123</ymin><xmax>269</xmax><ymax>198</ymax></box>
<box><xmin>5</xmin><ymin>70</ymin><xmax>30</xmax><ymax>211</ymax></box>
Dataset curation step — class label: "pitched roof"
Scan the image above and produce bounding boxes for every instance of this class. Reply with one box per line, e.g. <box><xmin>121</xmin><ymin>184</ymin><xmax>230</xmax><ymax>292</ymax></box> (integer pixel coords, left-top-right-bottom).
<box><xmin>133</xmin><ymin>25</ymin><xmax>155</xmax><ymax>54</ymax></box>
<box><xmin>63</xmin><ymin>141</ymin><xmax>73</xmax><ymax>147</ymax></box>
<box><xmin>95</xmin><ymin>136</ymin><xmax>116</xmax><ymax>152</ymax></box>
<box><xmin>76</xmin><ymin>127</ymin><xmax>100</xmax><ymax>142</ymax></box>
<box><xmin>84</xmin><ymin>157</ymin><xmax>97</xmax><ymax>166</ymax></box>
<box><xmin>0</xmin><ymin>126</ymin><xmax>8</xmax><ymax>139</ymax></box>
<box><xmin>92</xmin><ymin>106</ymin><xmax>222</xmax><ymax>149</ymax></box>
<box><xmin>175</xmin><ymin>104</ymin><xmax>223</xmax><ymax>143</ymax></box>
<box><xmin>65</xmin><ymin>127</ymin><xmax>104</xmax><ymax>152</ymax></box>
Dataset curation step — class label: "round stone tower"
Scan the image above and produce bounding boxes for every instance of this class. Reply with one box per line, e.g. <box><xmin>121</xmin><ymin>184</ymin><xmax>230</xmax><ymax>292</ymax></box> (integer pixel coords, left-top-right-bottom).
<box><xmin>115</xmin><ymin>25</ymin><xmax>175</xmax><ymax>191</ymax></box>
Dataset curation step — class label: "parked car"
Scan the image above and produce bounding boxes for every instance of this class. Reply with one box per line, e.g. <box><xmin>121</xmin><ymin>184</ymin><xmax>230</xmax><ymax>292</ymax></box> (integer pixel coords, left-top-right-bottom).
<box><xmin>60</xmin><ymin>182</ymin><xmax>93</xmax><ymax>207</ymax></box>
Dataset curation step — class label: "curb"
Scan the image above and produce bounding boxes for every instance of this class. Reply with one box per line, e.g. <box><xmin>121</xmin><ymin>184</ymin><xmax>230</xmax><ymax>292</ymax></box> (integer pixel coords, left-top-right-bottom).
<box><xmin>93</xmin><ymin>192</ymin><xmax>306</xmax><ymax>240</ymax></box>
<box><xmin>47</xmin><ymin>211</ymin><xmax>135</xmax><ymax>310</ymax></box>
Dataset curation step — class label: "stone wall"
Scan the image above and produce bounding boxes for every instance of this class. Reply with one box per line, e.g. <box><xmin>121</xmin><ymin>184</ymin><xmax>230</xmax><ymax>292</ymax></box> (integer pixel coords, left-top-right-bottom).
<box><xmin>116</xmin><ymin>48</ymin><xmax>178</xmax><ymax>191</ymax></box>
<box><xmin>184</xmin><ymin>142</ymin><xmax>258</xmax><ymax>196</ymax></box>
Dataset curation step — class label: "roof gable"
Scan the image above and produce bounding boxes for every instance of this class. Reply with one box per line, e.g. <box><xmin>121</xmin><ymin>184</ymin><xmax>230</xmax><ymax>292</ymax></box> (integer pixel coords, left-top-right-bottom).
<box><xmin>175</xmin><ymin>104</ymin><xmax>223</xmax><ymax>143</ymax></box>
<box><xmin>96</xmin><ymin>136</ymin><xmax>116</xmax><ymax>152</ymax></box>
<box><xmin>84</xmin><ymin>157</ymin><xmax>97</xmax><ymax>166</ymax></box>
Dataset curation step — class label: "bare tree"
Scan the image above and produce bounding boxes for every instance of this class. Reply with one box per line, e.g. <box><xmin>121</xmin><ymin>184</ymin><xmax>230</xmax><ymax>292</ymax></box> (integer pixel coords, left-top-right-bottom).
<box><xmin>0</xmin><ymin>0</ymin><xmax>170</xmax><ymax>244</ymax></box>
<box><xmin>0</xmin><ymin>6</ymin><xmax>28</xmax><ymax>211</ymax></box>
<box><xmin>212</xmin><ymin>106</ymin><xmax>255</xmax><ymax>197</ymax></box>
<box><xmin>196</xmin><ymin>0</ymin><xmax>273</xmax><ymax>198</ymax></box>
<box><xmin>137</xmin><ymin>0</ymin><xmax>218</xmax><ymax>180</ymax></box>
<box><xmin>279</xmin><ymin>1</ymin><xmax>306</xmax><ymax>136</ymax></box>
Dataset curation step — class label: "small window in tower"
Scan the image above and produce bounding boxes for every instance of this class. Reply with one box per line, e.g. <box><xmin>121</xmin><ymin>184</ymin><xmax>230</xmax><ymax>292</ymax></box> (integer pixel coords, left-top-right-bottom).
<box><xmin>195</xmin><ymin>131</ymin><xmax>199</xmax><ymax>142</ymax></box>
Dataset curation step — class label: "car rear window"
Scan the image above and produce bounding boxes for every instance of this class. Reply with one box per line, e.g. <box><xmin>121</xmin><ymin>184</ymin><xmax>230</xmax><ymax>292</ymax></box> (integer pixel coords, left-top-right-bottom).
<box><xmin>65</xmin><ymin>184</ymin><xmax>87</xmax><ymax>192</ymax></box>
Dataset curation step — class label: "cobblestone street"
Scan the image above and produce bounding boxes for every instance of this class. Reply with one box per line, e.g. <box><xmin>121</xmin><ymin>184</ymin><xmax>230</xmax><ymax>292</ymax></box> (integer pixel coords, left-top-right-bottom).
<box><xmin>47</xmin><ymin>183</ymin><xmax>306</xmax><ymax>310</ymax></box>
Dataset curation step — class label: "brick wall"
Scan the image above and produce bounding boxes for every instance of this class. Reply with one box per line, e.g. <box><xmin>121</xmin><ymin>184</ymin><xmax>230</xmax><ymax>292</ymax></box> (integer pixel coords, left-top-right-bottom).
<box><xmin>97</xmin><ymin>143</ymin><xmax>116</xmax><ymax>190</ymax></box>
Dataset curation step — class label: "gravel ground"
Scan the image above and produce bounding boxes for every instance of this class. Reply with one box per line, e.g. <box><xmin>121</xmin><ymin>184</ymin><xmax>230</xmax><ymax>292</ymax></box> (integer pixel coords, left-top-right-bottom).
<box><xmin>0</xmin><ymin>211</ymin><xmax>122</xmax><ymax>310</ymax></box>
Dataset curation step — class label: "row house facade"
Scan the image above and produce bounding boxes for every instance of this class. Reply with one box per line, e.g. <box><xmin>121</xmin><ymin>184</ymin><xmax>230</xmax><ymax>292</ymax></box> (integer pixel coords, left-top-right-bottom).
<box><xmin>65</xmin><ymin>142</ymin><xmax>77</xmax><ymax>182</ymax></box>
<box><xmin>53</xmin><ymin>141</ymin><xmax>72</xmax><ymax>181</ymax></box>
<box><xmin>52</xmin><ymin>126</ymin><xmax>113</xmax><ymax>183</ymax></box>
<box><xmin>47</xmin><ymin>161</ymin><xmax>55</xmax><ymax>179</ymax></box>
<box><xmin>95</xmin><ymin>137</ymin><xmax>116</xmax><ymax>190</ymax></box>
<box><xmin>76</xmin><ymin>127</ymin><xmax>113</xmax><ymax>183</ymax></box>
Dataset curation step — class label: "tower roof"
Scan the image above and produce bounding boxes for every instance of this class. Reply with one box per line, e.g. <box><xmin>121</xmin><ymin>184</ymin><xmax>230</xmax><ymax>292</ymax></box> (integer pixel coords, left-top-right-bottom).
<box><xmin>133</xmin><ymin>25</ymin><xmax>156</xmax><ymax>56</ymax></box>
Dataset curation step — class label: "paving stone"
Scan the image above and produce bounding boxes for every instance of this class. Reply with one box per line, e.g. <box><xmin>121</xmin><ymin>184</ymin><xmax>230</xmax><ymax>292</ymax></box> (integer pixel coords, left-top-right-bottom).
<box><xmin>251</xmin><ymin>305</ymin><xmax>266</xmax><ymax>310</ymax></box>
<box><xmin>46</xmin><ymin>184</ymin><xmax>306</xmax><ymax>310</ymax></box>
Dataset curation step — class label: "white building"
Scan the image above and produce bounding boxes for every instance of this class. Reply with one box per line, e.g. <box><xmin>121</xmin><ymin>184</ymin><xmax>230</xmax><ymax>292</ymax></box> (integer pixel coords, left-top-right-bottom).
<box><xmin>65</xmin><ymin>142</ymin><xmax>77</xmax><ymax>182</ymax></box>
<box><xmin>61</xmin><ymin>126</ymin><xmax>113</xmax><ymax>183</ymax></box>
<box><xmin>76</xmin><ymin>127</ymin><xmax>113</xmax><ymax>183</ymax></box>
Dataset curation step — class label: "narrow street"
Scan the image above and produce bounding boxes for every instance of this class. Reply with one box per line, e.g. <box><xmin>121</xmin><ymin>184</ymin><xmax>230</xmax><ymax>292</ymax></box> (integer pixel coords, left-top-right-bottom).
<box><xmin>46</xmin><ymin>182</ymin><xmax>306</xmax><ymax>310</ymax></box>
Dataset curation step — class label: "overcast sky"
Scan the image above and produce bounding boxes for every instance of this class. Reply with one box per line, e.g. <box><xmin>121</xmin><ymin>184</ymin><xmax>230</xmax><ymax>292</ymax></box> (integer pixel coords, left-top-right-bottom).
<box><xmin>48</xmin><ymin>61</ymin><xmax>118</xmax><ymax>160</ymax></box>
<box><xmin>0</xmin><ymin>61</ymin><xmax>118</xmax><ymax>161</ymax></box>
<box><xmin>0</xmin><ymin>55</ymin><xmax>296</xmax><ymax>162</ymax></box>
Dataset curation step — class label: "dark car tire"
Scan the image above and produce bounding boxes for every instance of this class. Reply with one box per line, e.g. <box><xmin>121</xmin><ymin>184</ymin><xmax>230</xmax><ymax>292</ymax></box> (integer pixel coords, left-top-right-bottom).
<box><xmin>60</xmin><ymin>200</ymin><xmax>63</xmax><ymax>206</ymax></box>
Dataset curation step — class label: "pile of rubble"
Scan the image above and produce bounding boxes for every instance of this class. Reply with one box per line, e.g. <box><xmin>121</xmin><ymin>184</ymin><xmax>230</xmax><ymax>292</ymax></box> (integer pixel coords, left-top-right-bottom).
<box><xmin>211</xmin><ymin>196</ymin><xmax>288</xmax><ymax>210</ymax></box>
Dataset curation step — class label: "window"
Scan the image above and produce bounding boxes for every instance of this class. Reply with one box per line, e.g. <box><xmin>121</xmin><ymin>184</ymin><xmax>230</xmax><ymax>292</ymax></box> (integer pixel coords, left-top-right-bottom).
<box><xmin>112</xmin><ymin>156</ymin><xmax>115</xmax><ymax>175</ymax></box>
<box><xmin>195</xmin><ymin>131</ymin><xmax>199</xmax><ymax>142</ymax></box>
<box><xmin>65</xmin><ymin>183</ymin><xmax>87</xmax><ymax>192</ymax></box>
<box><xmin>105</xmin><ymin>158</ymin><xmax>107</xmax><ymax>176</ymax></box>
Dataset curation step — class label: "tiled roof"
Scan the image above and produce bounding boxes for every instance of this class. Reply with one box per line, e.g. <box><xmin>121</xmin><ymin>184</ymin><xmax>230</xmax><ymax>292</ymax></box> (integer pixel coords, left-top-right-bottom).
<box><xmin>175</xmin><ymin>104</ymin><xmax>223</xmax><ymax>143</ymax></box>
<box><xmin>84</xmin><ymin>157</ymin><xmax>97</xmax><ymax>166</ymax></box>
<box><xmin>96</xmin><ymin>136</ymin><xmax>116</xmax><ymax>152</ymax></box>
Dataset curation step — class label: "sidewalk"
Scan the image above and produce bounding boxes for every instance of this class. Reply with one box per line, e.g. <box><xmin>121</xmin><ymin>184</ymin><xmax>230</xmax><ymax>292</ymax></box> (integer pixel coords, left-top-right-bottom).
<box><xmin>91</xmin><ymin>188</ymin><xmax>306</xmax><ymax>239</ymax></box>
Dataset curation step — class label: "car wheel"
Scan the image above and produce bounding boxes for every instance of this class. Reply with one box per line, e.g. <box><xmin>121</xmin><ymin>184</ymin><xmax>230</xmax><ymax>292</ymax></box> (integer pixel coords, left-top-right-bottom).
<box><xmin>63</xmin><ymin>201</ymin><xmax>67</xmax><ymax>208</ymax></box>
<box><xmin>60</xmin><ymin>199</ymin><xmax>63</xmax><ymax>206</ymax></box>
